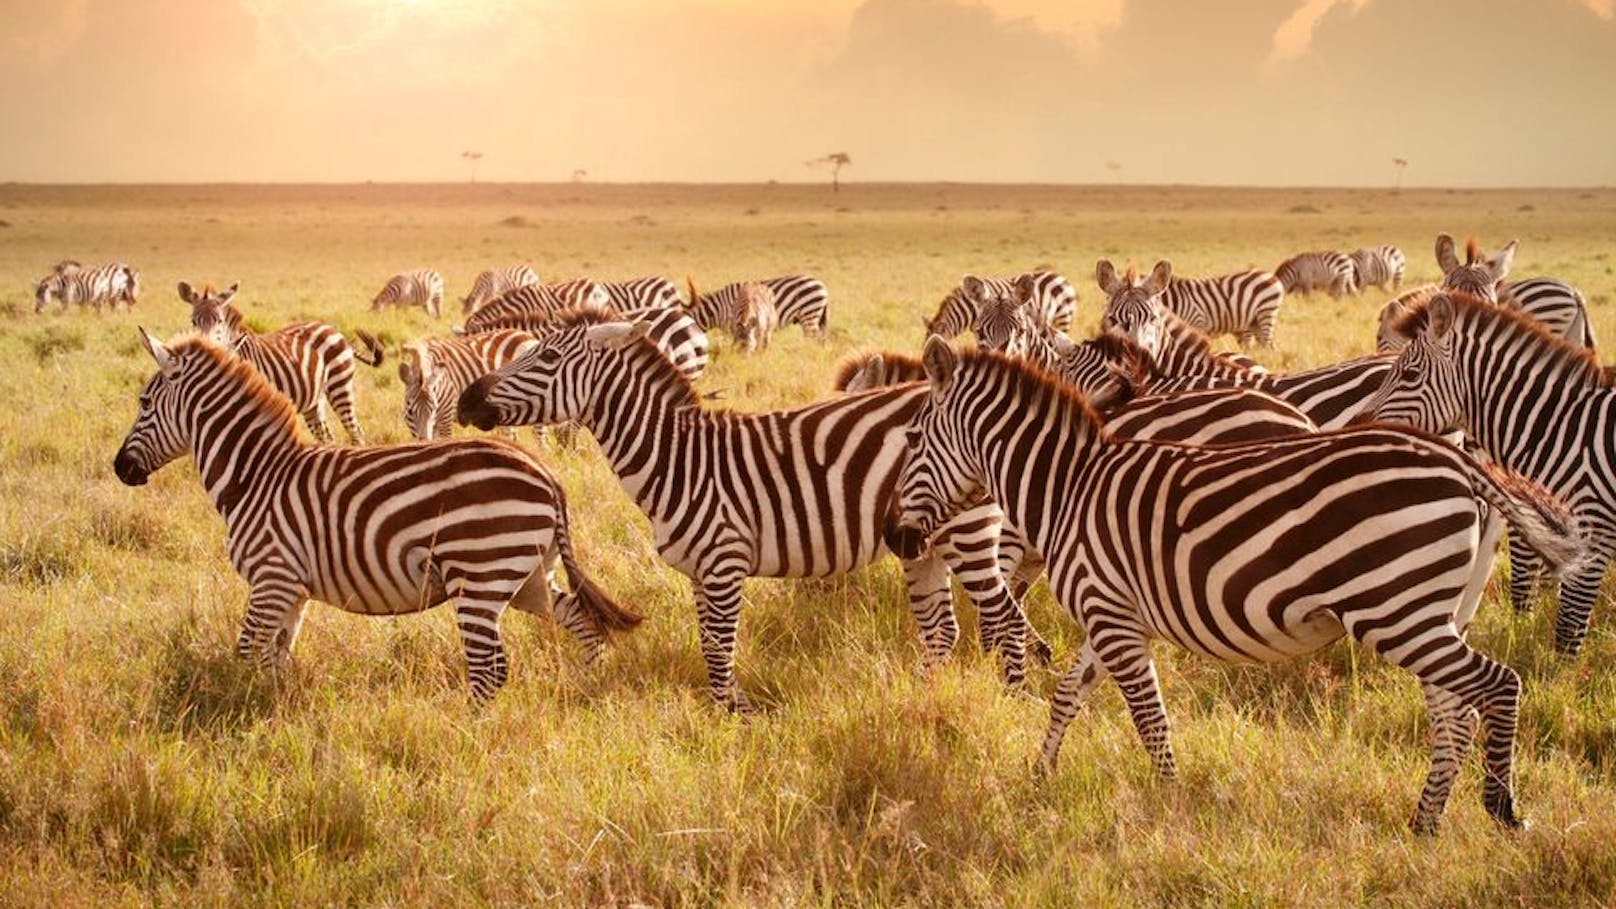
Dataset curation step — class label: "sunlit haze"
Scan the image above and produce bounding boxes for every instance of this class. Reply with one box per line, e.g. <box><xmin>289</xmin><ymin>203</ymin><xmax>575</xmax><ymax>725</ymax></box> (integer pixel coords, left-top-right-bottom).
<box><xmin>2</xmin><ymin>0</ymin><xmax>1612</xmax><ymax>185</ymax></box>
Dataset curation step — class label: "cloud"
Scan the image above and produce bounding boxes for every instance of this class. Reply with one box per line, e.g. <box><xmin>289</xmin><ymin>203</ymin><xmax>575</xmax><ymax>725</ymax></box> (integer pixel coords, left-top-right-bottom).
<box><xmin>1264</xmin><ymin>0</ymin><xmax>1369</xmax><ymax>70</ymax></box>
<box><xmin>0</xmin><ymin>0</ymin><xmax>89</xmax><ymax>67</ymax></box>
<box><xmin>1584</xmin><ymin>0</ymin><xmax>1613</xmax><ymax>18</ymax></box>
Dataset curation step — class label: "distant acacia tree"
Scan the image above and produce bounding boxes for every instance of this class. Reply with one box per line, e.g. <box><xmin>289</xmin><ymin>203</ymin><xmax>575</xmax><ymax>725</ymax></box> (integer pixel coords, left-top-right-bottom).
<box><xmin>571</xmin><ymin>169</ymin><xmax>588</xmax><ymax>183</ymax></box>
<box><xmin>806</xmin><ymin>152</ymin><xmax>852</xmax><ymax>192</ymax></box>
<box><xmin>461</xmin><ymin>150</ymin><xmax>484</xmax><ymax>183</ymax></box>
<box><xmin>1392</xmin><ymin>157</ymin><xmax>1408</xmax><ymax>193</ymax></box>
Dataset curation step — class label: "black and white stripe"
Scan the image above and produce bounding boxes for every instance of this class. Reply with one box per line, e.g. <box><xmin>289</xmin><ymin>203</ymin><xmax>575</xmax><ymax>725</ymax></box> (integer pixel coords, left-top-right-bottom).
<box><xmin>463</xmin><ymin>282</ymin><xmax>597</xmax><ymax>332</ymax></box>
<box><xmin>372</xmin><ymin>268</ymin><xmax>446</xmax><ymax>318</ymax></box>
<box><xmin>461</xmin><ymin>265</ymin><xmax>541</xmax><ymax>315</ymax></box>
<box><xmin>462</xmin><ymin>306</ymin><xmax>710</xmax><ymax>380</ymax></box>
<box><xmin>183</xmin><ymin>281</ymin><xmax>384</xmax><ymax>443</ymax></box>
<box><xmin>457</xmin><ymin>322</ymin><xmax>1031</xmax><ymax>710</ymax></box>
<box><xmin>597</xmin><ymin>277</ymin><xmax>682</xmax><ymax>313</ymax></box>
<box><xmin>923</xmin><ymin>271</ymin><xmax>1077</xmax><ymax>342</ymax></box>
<box><xmin>400</xmin><ymin>330</ymin><xmax>539</xmax><ymax>440</ymax></box>
<box><xmin>1161</xmin><ymin>269</ymin><xmax>1285</xmax><ymax>348</ymax></box>
<box><xmin>888</xmin><ymin>339</ymin><xmax>1581</xmax><ymax>834</ymax></box>
<box><xmin>1363</xmin><ymin>291</ymin><xmax>1616</xmax><ymax>654</ymax></box>
<box><xmin>1350</xmin><ymin>245</ymin><xmax>1406</xmax><ymax>293</ymax></box>
<box><xmin>34</xmin><ymin>261</ymin><xmax>139</xmax><ymax>313</ymax></box>
<box><xmin>688</xmin><ymin>275</ymin><xmax>829</xmax><ymax>339</ymax></box>
<box><xmin>1275</xmin><ymin>250</ymin><xmax>1356</xmax><ymax>297</ymax></box>
<box><xmin>113</xmin><ymin>332</ymin><xmax>641</xmax><ymax>702</ymax></box>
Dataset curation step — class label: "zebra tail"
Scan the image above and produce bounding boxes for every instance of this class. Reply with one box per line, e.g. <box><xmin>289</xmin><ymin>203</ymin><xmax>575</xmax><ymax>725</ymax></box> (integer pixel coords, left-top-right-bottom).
<box><xmin>352</xmin><ymin>329</ymin><xmax>385</xmax><ymax>367</ymax></box>
<box><xmin>555</xmin><ymin>497</ymin><xmax>643</xmax><ymax>633</ymax></box>
<box><xmin>1463</xmin><ymin>456</ymin><xmax>1585</xmax><ymax>576</ymax></box>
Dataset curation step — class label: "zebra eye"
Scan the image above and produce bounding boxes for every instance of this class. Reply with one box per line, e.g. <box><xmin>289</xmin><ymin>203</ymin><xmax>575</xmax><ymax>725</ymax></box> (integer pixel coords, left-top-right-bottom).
<box><xmin>904</xmin><ymin>426</ymin><xmax>922</xmax><ymax>449</ymax></box>
<box><xmin>1400</xmin><ymin>366</ymin><xmax>1421</xmax><ymax>383</ymax></box>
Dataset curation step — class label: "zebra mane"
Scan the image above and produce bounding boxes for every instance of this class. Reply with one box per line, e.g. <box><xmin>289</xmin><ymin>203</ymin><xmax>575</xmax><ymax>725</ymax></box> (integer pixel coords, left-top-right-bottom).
<box><xmin>168</xmin><ymin>336</ymin><xmax>304</xmax><ymax>433</ymax></box>
<box><xmin>1392</xmin><ymin>291</ymin><xmax>1612</xmax><ymax>388</ymax></box>
<box><xmin>1159</xmin><ymin>313</ymin><xmax>1262</xmax><ymax>375</ymax></box>
<box><xmin>1465</xmin><ymin>237</ymin><xmax>1482</xmax><ymax>265</ymax></box>
<box><xmin>832</xmin><ymin>350</ymin><xmax>925</xmax><ymax>391</ymax></box>
<box><xmin>953</xmin><ymin>347</ymin><xmax>1105</xmax><ymax>435</ymax></box>
<box><xmin>594</xmin><ymin>324</ymin><xmax>702</xmax><ymax>408</ymax></box>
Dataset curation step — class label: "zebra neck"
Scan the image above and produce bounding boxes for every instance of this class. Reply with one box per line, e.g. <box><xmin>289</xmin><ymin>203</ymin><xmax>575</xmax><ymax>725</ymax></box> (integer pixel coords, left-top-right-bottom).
<box><xmin>581</xmin><ymin>370</ymin><xmax>689</xmax><ymax>503</ymax></box>
<box><xmin>188</xmin><ymin>383</ymin><xmax>304</xmax><ymax>517</ymax></box>
<box><xmin>976</xmin><ymin>396</ymin><xmax>1089</xmax><ymax>555</ymax></box>
<box><xmin>1466</xmin><ymin>351</ymin><xmax>1596</xmax><ymax>475</ymax></box>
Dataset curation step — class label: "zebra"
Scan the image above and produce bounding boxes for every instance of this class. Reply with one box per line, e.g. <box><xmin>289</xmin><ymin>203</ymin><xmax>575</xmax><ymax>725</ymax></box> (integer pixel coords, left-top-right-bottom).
<box><xmin>399</xmin><ymin>330</ymin><xmax>539</xmax><ymax>440</ymax></box>
<box><xmin>1375</xmin><ymin>285</ymin><xmax>1443</xmax><ymax>352</ymax></box>
<box><xmin>1099</xmin><ymin>266</ymin><xmax>1391</xmax><ymax>429</ymax></box>
<box><xmin>463</xmin><ymin>282</ymin><xmax>600</xmax><ymax>332</ymax></box>
<box><xmin>372</xmin><ymin>268</ymin><xmax>445</xmax><ymax>318</ymax></box>
<box><xmin>1350</xmin><ymin>245</ymin><xmax>1406</xmax><ymax>293</ymax></box>
<box><xmin>182</xmin><ymin>281</ymin><xmax>384</xmax><ymax>443</ymax></box>
<box><xmin>1434</xmin><ymin>235</ymin><xmax>1595</xmax><ymax>348</ymax></box>
<box><xmin>1377</xmin><ymin>279</ymin><xmax>1592</xmax><ymax>352</ymax></box>
<box><xmin>461</xmin><ymin>265</ymin><xmax>541</xmax><ymax>315</ymax></box>
<box><xmin>456</xmin><ymin>320</ymin><xmax>1033</xmax><ymax>710</ymax></box>
<box><xmin>687</xmin><ymin>275</ymin><xmax>830</xmax><ymax>340</ymax></box>
<box><xmin>1362</xmin><ymin>290</ymin><xmax>1616</xmax><ymax>653</ymax></box>
<box><xmin>734</xmin><ymin>282</ymin><xmax>778</xmax><ymax>353</ymax></box>
<box><xmin>886</xmin><ymin>338</ymin><xmax>1582</xmax><ymax>834</ymax></box>
<box><xmin>462</xmin><ymin>306</ymin><xmax>710</xmax><ymax>380</ymax></box>
<box><xmin>922</xmin><ymin>271</ymin><xmax>1077</xmax><ymax>342</ymax></box>
<box><xmin>1161</xmin><ymin>268</ymin><xmax>1285</xmax><ymax>348</ymax></box>
<box><xmin>34</xmin><ymin>261</ymin><xmax>139</xmax><ymax>313</ymax></box>
<box><xmin>113</xmin><ymin>330</ymin><xmax>642</xmax><ymax>701</ymax></box>
<box><xmin>1275</xmin><ymin>250</ymin><xmax>1356</xmax><ymax>298</ymax></box>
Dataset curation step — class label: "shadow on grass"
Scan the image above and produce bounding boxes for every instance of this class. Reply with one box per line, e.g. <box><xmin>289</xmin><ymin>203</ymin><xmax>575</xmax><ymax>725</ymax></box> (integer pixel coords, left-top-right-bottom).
<box><xmin>148</xmin><ymin>624</ymin><xmax>287</xmax><ymax>736</ymax></box>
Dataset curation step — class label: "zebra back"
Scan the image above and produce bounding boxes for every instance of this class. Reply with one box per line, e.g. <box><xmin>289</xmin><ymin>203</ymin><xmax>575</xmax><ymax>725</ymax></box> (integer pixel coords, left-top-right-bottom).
<box><xmin>462</xmin><ymin>265</ymin><xmax>541</xmax><ymax>314</ymax></box>
<box><xmin>373</xmin><ymin>268</ymin><xmax>445</xmax><ymax>317</ymax></box>
<box><xmin>599</xmin><ymin>276</ymin><xmax>681</xmax><ymax>313</ymax></box>
<box><xmin>1275</xmin><ymin>251</ymin><xmax>1355</xmax><ymax>297</ymax></box>
<box><xmin>1161</xmin><ymin>269</ymin><xmax>1284</xmax><ymax>347</ymax></box>
<box><xmin>1349</xmin><ymin>245</ymin><xmax>1406</xmax><ymax>292</ymax></box>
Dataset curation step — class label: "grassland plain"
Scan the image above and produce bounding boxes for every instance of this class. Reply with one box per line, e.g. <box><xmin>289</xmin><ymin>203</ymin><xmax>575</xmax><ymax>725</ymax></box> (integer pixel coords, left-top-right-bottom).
<box><xmin>1</xmin><ymin>183</ymin><xmax>1615</xmax><ymax>907</ymax></box>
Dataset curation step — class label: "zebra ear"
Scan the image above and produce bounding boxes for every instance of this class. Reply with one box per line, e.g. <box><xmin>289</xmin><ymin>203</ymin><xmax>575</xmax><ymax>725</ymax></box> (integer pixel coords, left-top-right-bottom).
<box><xmin>1434</xmin><ymin>234</ymin><xmax>1460</xmax><ymax>275</ymax></box>
<box><xmin>585</xmin><ymin>321</ymin><xmax>648</xmax><ymax>351</ymax></box>
<box><xmin>138</xmin><ymin>326</ymin><xmax>176</xmax><ymax>374</ymax></box>
<box><xmin>1487</xmin><ymin>240</ymin><xmax>1518</xmax><ymax>282</ymax></box>
<box><xmin>961</xmin><ymin>275</ymin><xmax>987</xmax><ymax>302</ymax></box>
<box><xmin>1427</xmin><ymin>294</ymin><xmax>1457</xmax><ymax>341</ymax></box>
<box><xmin>177</xmin><ymin>281</ymin><xmax>199</xmax><ymax>305</ymax></box>
<box><xmin>844</xmin><ymin>354</ymin><xmax>882</xmax><ymax>393</ymax></box>
<box><xmin>1095</xmin><ymin>260</ymin><xmax>1119</xmax><ymax>296</ymax></box>
<box><xmin>219</xmin><ymin>282</ymin><xmax>239</xmax><ymax>303</ymax></box>
<box><xmin>1145</xmin><ymin>260</ymin><xmax>1173</xmax><ymax>295</ymax></box>
<box><xmin>922</xmin><ymin>334</ymin><xmax>957</xmax><ymax>401</ymax></box>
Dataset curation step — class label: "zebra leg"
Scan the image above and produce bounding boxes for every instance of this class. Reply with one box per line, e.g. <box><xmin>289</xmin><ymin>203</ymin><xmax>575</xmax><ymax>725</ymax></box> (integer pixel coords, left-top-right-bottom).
<box><xmin>694</xmin><ymin>569</ymin><xmax>752</xmax><ymax>713</ymax></box>
<box><xmin>453</xmin><ymin>597</ymin><xmax>510</xmax><ymax>703</ymax></box>
<box><xmin>1035</xmin><ymin>640</ymin><xmax>1106</xmax><ymax>775</ymax></box>
<box><xmin>1106</xmin><ymin>643</ymin><xmax>1177</xmax><ymax>779</ymax></box>
<box><xmin>300</xmin><ymin>405</ymin><xmax>334</xmax><ymax>444</ymax></box>
<box><xmin>512</xmin><ymin>563</ymin><xmax>607</xmax><ymax>665</ymax></box>
<box><xmin>326</xmin><ymin>381</ymin><xmax>366</xmax><ymax>444</ymax></box>
<box><xmin>996</xmin><ymin>526</ymin><xmax>1053</xmax><ymax>664</ymax></box>
<box><xmin>900</xmin><ymin>553</ymin><xmax>958</xmax><ymax>672</ymax></box>
<box><xmin>929</xmin><ymin>512</ymin><xmax>1029</xmax><ymax>684</ymax></box>
<box><xmin>1413</xmin><ymin>683</ymin><xmax>1481</xmax><ymax>835</ymax></box>
<box><xmin>1506</xmin><ymin>535</ymin><xmax>1546</xmax><ymax>613</ymax></box>
<box><xmin>236</xmin><ymin>580</ymin><xmax>304</xmax><ymax>670</ymax></box>
<box><xmin>1553</xmin><ymin>545</ymin><xmax>1613</xmax><ymax>654</ymax></box>
<box><xmin>1353</xmin><ymin>620</ymin><xmax>1523</xmax><ymax>833</ymax></box>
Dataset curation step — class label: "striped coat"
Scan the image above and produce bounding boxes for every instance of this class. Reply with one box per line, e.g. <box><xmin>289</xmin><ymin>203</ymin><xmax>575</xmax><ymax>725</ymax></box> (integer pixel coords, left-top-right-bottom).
<box><xmin>372</xmin><ymin>268</ymin><xmax>445</xmax><ymax>318</ymax></box>
<box><xmin>400</xmin><ymin>330</ymin><xmax>539</xmax><ymax>439</ymax></box>
<box><xmin>1275</xmin><ymin>250</ymin><xmax>1356</xmax><ymax>297</ymax></box>
<box><xmin>923</xmin><ymin>271</ymin><xmax>1077</xmax><ymax>342</ymax></box>
<box><xmin>888</xmin><ymin>339</ymin><xmax>1581</xmax><ymax>834</ymax></box>
<box><xmin>1162</xmin><ymin>269</ymin><xmax>1285</xmax><ymax>347</ymax></box>
<box><xmin>1376</xmin><ymin>280</ymin><xmax>1592</xmax><ymax>352</ymax></box>
<box><xmin>688</xmin><ymin>275</ymin><xmax>829</xmax><ymax>339</ymax></box>
<box><xmin>463</xmin><ymin>306</ymin><xmax>710</xmax><ymax>380</ymax></box>
<box><xmin>1364</xmin><ymin>292</ymin><xmax>1616</xmax><ymax>653</ymax></box>
<box><xmin>183</xmin><ymin>281</ymin><xmax>384</xmax><ymax>443</ymax></box>
<box><xmin>113</xmin><ymin>333</ymin><xmax>640</xmax><ymax>701</ymax></box>
<box><xmin>34</xmin><ymin>261</ymin><xmax>139</xmax><ymax>313</ymax></box>
<box><xmin>463</xmin><ymin>282</ymin><xmax>598</xmax><ymax>332</ymax></box>
<box><xmin>461</xmin><ymin>265</ymin><xmax>541</xmax><ymax>314</ymax></box>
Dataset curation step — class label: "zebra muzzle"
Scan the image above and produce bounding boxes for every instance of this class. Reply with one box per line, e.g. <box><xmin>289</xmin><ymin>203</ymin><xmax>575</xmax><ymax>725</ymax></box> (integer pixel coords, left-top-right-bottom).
<box><xmin>456</xmin><ymin>377</ymin><xmax>502</xmax><ymax>431</ymax></box>
<box><xmin>112</xmin><ymin>449</ymin><xmax>148</xmax><ymax>486</ymax></box>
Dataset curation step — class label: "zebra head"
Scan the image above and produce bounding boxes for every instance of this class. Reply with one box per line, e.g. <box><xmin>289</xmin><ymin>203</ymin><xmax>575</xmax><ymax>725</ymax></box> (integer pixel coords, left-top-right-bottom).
<box><xmin>114</xmin><ymin>328</ymin><xmax>196</xmax><ymax>486</ymax></box>
<box><xmin>180</xmin><ymin>281</ymin><xmax>243</xmax><ymax>347</ymax></box>
<box><xmin>732</xmin><ymin>282</ymin><xmax>777</xmax><ymax>353</ymax></box>
<box><xmin>33</xmin><ymin>273</ymin><xmax>58</xmax><ymax>313</ymax></box>
<box><xmin>886</xmin><ymin>336</ymin><xmax>989</xmax><ymax>559</ymax></box>
<box><xmin>1435</xmin><ymin>234</ymin><xmax>1515</xmax><ymax>301</ymax></box>
<box><xmin>1358</xmin><ymin>294</ymin><xmax>1467</xmax><ymax>434</ymax></box>
<box><xmin>398</xmin><ymin>343</ymin><xmax>442</xmax><ymax>440</ymax></box>
<box><xmin>1097</xmin><ymin>259</ymin><xmax>1172</xmax><ymax>357</ymax></box>
<box><xmin>458</xmin><ymin>320</ymin><xmax>648</xmax><ymax>431</ymax></box>
<box><xmin>965</xmin><ymin>276</ymin><xmax>1029</xmax><ymax>354</ymax></box>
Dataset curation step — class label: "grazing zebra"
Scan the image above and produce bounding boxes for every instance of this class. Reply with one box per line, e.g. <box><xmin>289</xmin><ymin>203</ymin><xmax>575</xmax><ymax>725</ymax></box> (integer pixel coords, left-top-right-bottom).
<box><xmin>887</xmin><ymin>338</ymin><xmax>1582</xmax><ymax>834</ymax></box>
<box><xmin>733</xmin><ymin>282</ymin><xmax>779</xmax><ymax>353</ymax></box>
<box><xmin>1350</xmin><ymin>245</ymin><xmax>1406</xmax><ymax>293</ymax></box>
<box><xmin>1099</xmin><ymin>266</ymin><xmax>1391</xmax><ymax>429</ymax></box>
<box><xmin>372</xmin><ymin>268</ymin><xmax>445</xmax><ymax>318</ymax></box>
<box><xmin>462</xmin><ymin>282</ymin><xmax>599</xmax><ymax>332</ymax></box>
<box><xmin>34</xmin><ymin>261</ymin><xmax>139</xmax><ymax>313</ymax></box>
<box><xmin>400</xmin><ymin>330</ymin><xmax>539</xmax><ymax>439</ymax></box>
<box><xmin>461</xmin><ymin>265</ymin><xmax>541</xmax><ymax>314</ymax></box>
<box><xmin>113</xmin><ymin>331</ymin><xmax>641</xmax><ymax>701</ymax></box>
<box><xmin>1163</xmin><ymin>268</ymin><xmax>1285</xmax><ymax>348</ymax></box>
<box><xmin>1434</xmin><ymin>235</ymin><xmax>1594</xmax><ymax>348</ymax></box>
<box><xmin>1275</xmin><ymin>250</ymin><xmax>1356</xmax><ymax>298</ymax></box>
<box><xmin>462</xmin><ymin>306</ymin><xmax>710</xmax><ymax>380</ymax></box>
<box><xmin>687</xmin><ymin>275</ymin><xmax>830</xmax><ymax>339</ymax></box>
<box><xmin>182</xmin><ymin>281</ymin><xmax>383</xmax><ymax>443</ymax></box>
<box><xmin>457</xmin><ymin>321</ymin><xmax>1033</xmax><ymax>709</ymax></box>
<box><xmin>1363</xmin><ymin>291</ymin><xmax>1616</xmax><ymax>653</ymax></box>
<box><xmin>923</xmin><ymin>271</ymin><xmax>1077</xmax><ymax>342</ymax></box>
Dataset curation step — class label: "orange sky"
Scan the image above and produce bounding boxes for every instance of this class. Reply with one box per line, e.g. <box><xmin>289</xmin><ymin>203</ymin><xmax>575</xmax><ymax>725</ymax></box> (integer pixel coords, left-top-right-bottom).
<box><xmin>1</xmin><ymin>0</ymin><xmax>1612</xmax><ymax>185</ymax></box>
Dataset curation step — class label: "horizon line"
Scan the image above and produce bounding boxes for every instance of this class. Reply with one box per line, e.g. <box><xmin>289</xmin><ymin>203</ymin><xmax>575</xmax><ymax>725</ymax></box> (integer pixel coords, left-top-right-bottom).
<box><xmin>1</xmin><ymin>179</ymin><xmax>1611</xmax><ymax>192</ymax></box>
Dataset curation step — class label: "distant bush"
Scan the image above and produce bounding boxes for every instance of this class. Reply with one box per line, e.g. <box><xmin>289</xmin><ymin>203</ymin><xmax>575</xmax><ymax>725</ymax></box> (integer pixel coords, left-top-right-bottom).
<box><xmin>1288</xmin><ymin>204</ymin><xmax>1322</xmax><ymax>214</ymax></box>
<box><xmin>28</xmin><ymin>325</ymin><xmax>86</xmax><ymax>363</ymax></box>
<box><xmin>498</xmin><ymin>215</ymin><xmax>531</xmax><ymax>228</ymax></box>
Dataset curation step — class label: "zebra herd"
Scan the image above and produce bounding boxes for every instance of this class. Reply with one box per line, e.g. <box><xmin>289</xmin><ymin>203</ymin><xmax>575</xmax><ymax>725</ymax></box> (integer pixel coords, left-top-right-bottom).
<box><xmin>97</xmin><ymin>231</ymin><xmax>1608</xmax><ymax>835</ymax></box>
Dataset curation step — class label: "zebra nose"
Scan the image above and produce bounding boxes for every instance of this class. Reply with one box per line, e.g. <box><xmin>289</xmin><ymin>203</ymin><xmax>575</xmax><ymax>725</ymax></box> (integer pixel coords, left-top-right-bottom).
<box><xmin>456</xmin><ymin>377</ymin><xmax>501</xmax><ymax>430</ymax></box>
<box><xmin>112</xmin><ymin>448</ymin><xmax>148</xmax><ymax>486</ymax></box>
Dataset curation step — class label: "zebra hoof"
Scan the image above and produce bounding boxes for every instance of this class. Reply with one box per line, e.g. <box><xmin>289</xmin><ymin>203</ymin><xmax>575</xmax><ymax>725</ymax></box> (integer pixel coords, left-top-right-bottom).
<box><xmin>1409</xmin><ymin>813</ymin><xmax>1442</xmax><ymax>837</ymax></box>
<box><xmin>1029</xmin><ymin>637</ymin><xmax>1054</xmax><ymax>667</ymax></box>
